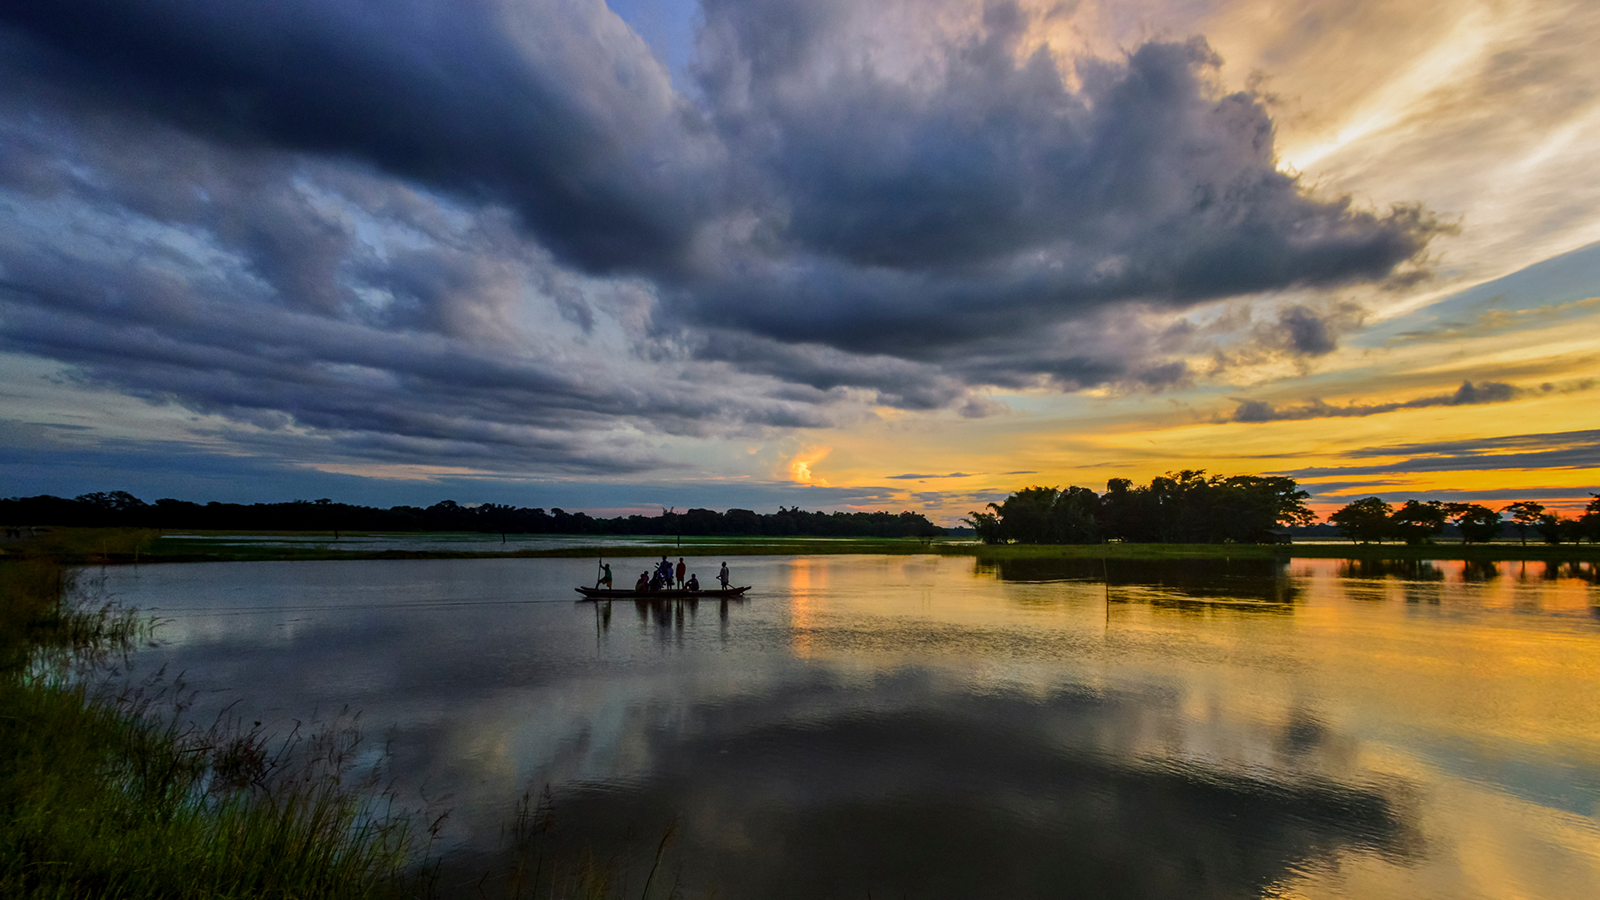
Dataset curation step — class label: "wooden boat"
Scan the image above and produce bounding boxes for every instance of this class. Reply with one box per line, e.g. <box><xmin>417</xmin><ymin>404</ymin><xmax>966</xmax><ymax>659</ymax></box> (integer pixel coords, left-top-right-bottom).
<box><xmin>575</xmin><ymin>585</ymin><xmax>750</xmax><ymax>600</ymax></box>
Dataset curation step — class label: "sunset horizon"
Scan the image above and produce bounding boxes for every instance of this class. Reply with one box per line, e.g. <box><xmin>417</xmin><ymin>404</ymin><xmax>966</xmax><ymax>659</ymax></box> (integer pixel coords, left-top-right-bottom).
<box><xmin>3</xmin><ymin>0</ymin><xmax>1596</xmax><ymax>526</ymax></box>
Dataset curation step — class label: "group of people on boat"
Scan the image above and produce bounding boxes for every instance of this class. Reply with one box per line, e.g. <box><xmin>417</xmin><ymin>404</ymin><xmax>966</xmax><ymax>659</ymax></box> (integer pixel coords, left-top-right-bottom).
<box><xmin>594</xmin><ymin>555</ymin><xmax>730</xmax><ymax>593</ymax></box>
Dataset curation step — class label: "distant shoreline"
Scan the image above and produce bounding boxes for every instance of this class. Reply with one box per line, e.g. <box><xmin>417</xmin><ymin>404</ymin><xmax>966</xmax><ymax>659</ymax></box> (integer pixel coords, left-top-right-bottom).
<box><xmin>5</xmin><ymin>528</ymin><xmax>1597</xmax><ymax>565</ymax></box>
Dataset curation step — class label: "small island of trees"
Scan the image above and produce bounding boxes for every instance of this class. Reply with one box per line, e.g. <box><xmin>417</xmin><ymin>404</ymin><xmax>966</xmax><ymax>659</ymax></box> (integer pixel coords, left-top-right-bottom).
<box><xmin>967</xmin><ymin>474</ymin><xmax>1600</xmax><ymax>546</ymax></box>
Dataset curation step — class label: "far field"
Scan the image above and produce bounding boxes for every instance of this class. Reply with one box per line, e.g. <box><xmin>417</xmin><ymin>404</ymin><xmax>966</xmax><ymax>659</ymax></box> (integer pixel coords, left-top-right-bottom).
<box><xmin>3</xmin><ymin>528</ymin><xmax>1598</xmax><ymax>566</ymax></box>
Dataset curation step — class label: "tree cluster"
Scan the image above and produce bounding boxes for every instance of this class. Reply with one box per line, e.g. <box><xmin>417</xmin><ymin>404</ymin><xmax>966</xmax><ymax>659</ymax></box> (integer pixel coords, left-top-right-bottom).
<box><xmin>964</xmin><ymin>471</ymin><xmax>1316</xmax><ymax>545</ymax></box>
<box><xmin>1327</xmin><ymin>495</ymin><xmax>1600</xmax><ymax>545</ymax></box>
<box><xmin>0</xmin><ymin>492</ymin><xmax>943</xmax><ymax>540</ymax></box>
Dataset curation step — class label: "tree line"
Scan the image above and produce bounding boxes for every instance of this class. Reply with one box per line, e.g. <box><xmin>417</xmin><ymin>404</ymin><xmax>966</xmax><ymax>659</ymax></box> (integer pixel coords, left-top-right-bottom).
<box><xmin>1327</xmin><ymin>496</ymin><xmax>1600</xmax><ymax>545</ymax></box>
<box><xmin>964</xmin><ymin>471</ymin><xmax>1316</xmax><ymax>544</ymax></box>
<box><xmin>0</xmin><ymin>492</ymin><xmax>944</xmax><ymax>540</ymax></box>
<box><xmin>965</xmin><ymin>472</ymin><xmax>1600</xmax><ymax>545</ymax></box>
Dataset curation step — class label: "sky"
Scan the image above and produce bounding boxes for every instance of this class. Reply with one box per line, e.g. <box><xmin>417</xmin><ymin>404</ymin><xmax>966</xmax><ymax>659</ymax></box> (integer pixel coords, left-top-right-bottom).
<box><xmin>1</xmin><ymin>0</ymin><xmax>1597</xmax><ymax>523</ymax></box>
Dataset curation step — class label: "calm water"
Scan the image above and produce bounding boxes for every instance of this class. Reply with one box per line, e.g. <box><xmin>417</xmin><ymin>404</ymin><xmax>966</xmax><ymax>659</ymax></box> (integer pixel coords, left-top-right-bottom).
<box><xmin>99</xmin><ymin>555</ymin><xmax>1600</xmax><ymax>899</ymax></box>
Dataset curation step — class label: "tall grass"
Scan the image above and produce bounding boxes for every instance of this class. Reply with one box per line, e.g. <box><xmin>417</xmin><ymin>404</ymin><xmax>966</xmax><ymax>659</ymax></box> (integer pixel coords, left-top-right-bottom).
<box><xmin>0</xmin><ymin>557</ymin><xmax>414</xmax><ymax>899</ymax></box>
<box><xmin>1</xmin><ymin>552</ymin><xmax>689</xmax><ymax>900</ymax></box>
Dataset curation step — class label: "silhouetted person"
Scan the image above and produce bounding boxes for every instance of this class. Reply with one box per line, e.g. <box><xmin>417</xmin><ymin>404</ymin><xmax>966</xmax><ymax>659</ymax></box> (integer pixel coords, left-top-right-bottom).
<box><xmin>595</xmin><ymin>561</ymin><xmax>612</xmax><ymax>590</ymax></box>
<box><xmin>686</xmin><ymin>573</ymin><xmax>700</xmax><ymax>591</ymax></box>
<box><xmin>718</xmin><ymin>561</ymin><xmax>730</xmax><ymax>590</ymax></box>
<box><xmin>635</xmin><ymin>572</ymin><xmax>649</xmax><ymax>591</ymax></box>
<box><xmin>676</xmin><ymin>557</ymin><xmax>687</xmax><ymax>588</ymax></box>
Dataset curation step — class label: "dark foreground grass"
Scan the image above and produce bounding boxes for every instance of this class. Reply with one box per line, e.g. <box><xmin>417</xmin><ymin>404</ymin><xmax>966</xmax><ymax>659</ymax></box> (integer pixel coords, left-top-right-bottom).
<box><xmin>0</xmin><ymin>558</ymin><xmax>415</xmax><ymax>900</ymax></box>
<box><xmin>1</xmin><ymin>553</ymin><xmax>687</xmax><ymax>900</ymax></box>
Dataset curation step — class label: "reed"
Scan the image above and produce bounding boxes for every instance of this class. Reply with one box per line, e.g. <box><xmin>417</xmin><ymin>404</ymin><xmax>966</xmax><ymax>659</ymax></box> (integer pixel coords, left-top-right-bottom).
<box><xmin>0</xmin><ymin>557</ymin><xmax>414</xmax><ymax>900</ymax></box>
<box><xmin>1</xmin><ymin>555</ymin><xmax>685</xmax><ymax>900</ymax></box>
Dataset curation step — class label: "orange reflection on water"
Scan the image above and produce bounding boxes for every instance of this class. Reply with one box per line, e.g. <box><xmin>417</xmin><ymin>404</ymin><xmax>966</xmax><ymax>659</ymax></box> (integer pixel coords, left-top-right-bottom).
<box><xmin>787</xmin><ymin>556</ymin><xmax>829</xmax><ymax>658</ymax></box>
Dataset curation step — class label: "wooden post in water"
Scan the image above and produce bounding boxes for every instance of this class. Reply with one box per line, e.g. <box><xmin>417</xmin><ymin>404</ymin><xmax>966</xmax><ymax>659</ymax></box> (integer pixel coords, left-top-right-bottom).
<box><xmin>1102</xmin><ymin>551</ymin><xmax>1111</xmax><ymax>627</ymax></box>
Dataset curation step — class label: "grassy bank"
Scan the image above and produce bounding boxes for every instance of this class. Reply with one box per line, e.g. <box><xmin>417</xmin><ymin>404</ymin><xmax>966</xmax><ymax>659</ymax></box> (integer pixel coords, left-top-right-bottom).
<box><xmin>6</xmin><ymin>528</ymin><xmax>1595</xmax><ymax>566</ymax></box>
<box><xmin>950</xmin><ymin>541</ymin><xmax>1600</xmax><ymax>563</ymax></box>
<box><xmin>1</xmin><ymin>549</ymin><xmax>689</xmax><ymax>900</ymax></box>
<box><xmin>4</xmin><ymin>529</ymin><xmax>957</xmax><ymax>565</ymax></box>
<box><xmin>0</xmin><ymin>557</ymin><xmax>414</xmax><ymax>899</ymax></box>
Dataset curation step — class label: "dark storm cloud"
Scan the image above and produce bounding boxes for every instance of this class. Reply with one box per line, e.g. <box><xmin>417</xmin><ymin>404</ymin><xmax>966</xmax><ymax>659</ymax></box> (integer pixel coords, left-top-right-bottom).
<box><xmin>0</xmin><ymin>0</ymin><xmax>712</xmax><ymax>275</ymax></box>
<box><xmin>1278</xmin><ymin>305</ymin><xmax>1340</xmax><ymax>356</ymax></box>
<box><xmin>0</xmin><ymin>0</ymin><xmax>1447</xmax><ymax>473</ymax></box>
<box><xmin>0</xmin><ymin>132</ymin><xmax>838</xmax><ymax>478</ymax></box>
<box><xmin>1280</xmin><ymin>429</ymin><xmax>1600</xmax><ymax>478</ymax></box>
<box><xmin>1233</xmin><ymin>380</ymin><xmax>1519</xmax><ymax>422</ymax></box>
<box><xmin>684</xmin><ymin>3</ymin><xmax>1442</xmax><ymax>363</ymax></box>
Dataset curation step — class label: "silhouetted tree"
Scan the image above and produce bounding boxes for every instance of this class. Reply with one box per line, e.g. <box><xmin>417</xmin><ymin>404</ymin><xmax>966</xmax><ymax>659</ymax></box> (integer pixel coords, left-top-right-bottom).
<box><xmin>1443</xmin><ymin>502</ymin><xmax>1501</xmax><ymax>544</ymax></box>
<box><xmin>1501</xmin><ymin>501</ymin><xmax>1546</xmax><ymax>546</ymax></box>
<box><xmin>963</xmin><ymin>509</ymin><xmax>1003</xmax><ymax>544</ymax></box>
<box><xmin>1582</xmin><ymin>494</ymin><xmax>1600</xmax><ymax>544</ymax></box>
<box><xmin>1208</xmin><ymin>474</ymin><xmax>1316</xmax><ymax>540</ymax></box>
<box><xmin>980</xmin><ymin>485</ymin><xmax>1104</xmax><ymax>544</ymax></box>
<box><xmin>1329</xmin><ymin>497</ymin><xmax>1394</xmax><ymax>544</ymax></box>
<box><xmin>1098</xmin><ymin>477</ymin><xmax>1155</xmax><ymax>542</ymax></box>
<box><xmin>967</xmin><ymin>472</ymin><xmax>1312</xmax><ymax>544</ymax></box>
<box><xmin>1535</xmin><ymin>513</ymin><xmax>1582</xmax><ymax>545</ymax></box>
<box><xmin>1</xmin><ymin>493</ymin><xmax>943</xmax><ymax>539</ymax></box>
<box><xmin>1391</xmin><ymin>499</ymin><xmax>1448</xmax><ymax>545</ymax></box>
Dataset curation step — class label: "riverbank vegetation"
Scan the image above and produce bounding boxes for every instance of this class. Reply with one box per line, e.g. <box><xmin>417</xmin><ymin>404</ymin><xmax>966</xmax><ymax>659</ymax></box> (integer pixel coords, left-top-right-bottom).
<box><xmin>4</xmin><ymin>527</ymin><xmax>1596</xmax><ymax>567</ymax></box>
<box><xmin>0</xmin><ymin>555</ymin><xmax>416</xmax><ymax>899</ymax></box>
<box><xmin>965</xmin><ymin>472</ymin><xmax>1316</xmax><ymax>544</ymax></box>
<box><xmin>2</xmin><ymin>493</ymin><xmax>942</xmax><ymax>540</ymax></box>
<box><xmin>964</xmin><ymin>475</ymin><xmax>1598</xmax><ymax>547</ymax></box>
<box><xmin>1</xmin><ymin>545</ymin><xmax>704</xmax><ymax>899</ymax></box>
<box><xmin>4</xmin><ymin>476</ymin><xmax>1597</xmax><ymax>569</ymax></box>
<box><xmin>1327</xmin><ymin>495</ymin><xmax>1600</xmax><ymax>545</ymax></box>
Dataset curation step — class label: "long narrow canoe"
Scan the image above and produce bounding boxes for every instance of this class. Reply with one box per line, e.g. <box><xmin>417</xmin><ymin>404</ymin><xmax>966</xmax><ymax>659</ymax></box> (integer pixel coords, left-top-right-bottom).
<box><xmin>575</xmin><ymin>586</ymin><xmax>750</xmax><ymax>600</ymax></box>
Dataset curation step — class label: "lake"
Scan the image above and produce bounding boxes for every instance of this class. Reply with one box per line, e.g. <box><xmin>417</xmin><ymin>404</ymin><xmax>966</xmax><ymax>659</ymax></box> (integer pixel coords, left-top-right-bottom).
<box><xmin>99</xmin><ymin>554</ymin><xmax>1600</xmax><ymax>899</ymax></box>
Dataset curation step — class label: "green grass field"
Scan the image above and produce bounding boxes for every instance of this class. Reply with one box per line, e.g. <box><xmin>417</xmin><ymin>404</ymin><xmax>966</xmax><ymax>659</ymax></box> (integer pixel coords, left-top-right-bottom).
<box><xmin>4</xmin><ymin>527</ymin><xmax>1597</xmax><ymax>566</ymax></box>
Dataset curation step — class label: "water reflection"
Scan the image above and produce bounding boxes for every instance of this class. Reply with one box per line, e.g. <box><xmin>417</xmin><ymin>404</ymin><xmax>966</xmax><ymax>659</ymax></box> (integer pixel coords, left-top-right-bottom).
<box><xmin>449</xmin><ymin>673</ymin><xmax>1418</xmax><ymax>900</ymax></box>
<box><xmin>596</xmin><ymin>595</ymin><xmax>751</xmax><ymax>638</ymax></box>
<box><xmin>97</xmin><ymin>555</ymin><xmax>1600</xmax><ymax>900</ymax></box>
<box><xmin>1339</xmin><ymin>558</ymin><xmax>1446</xmax><ymax>581</ymax></box>
<box><xmin>979</xmin><ymin>556</ymin><xmax>1301</xmax><ymax>606</ymax></box>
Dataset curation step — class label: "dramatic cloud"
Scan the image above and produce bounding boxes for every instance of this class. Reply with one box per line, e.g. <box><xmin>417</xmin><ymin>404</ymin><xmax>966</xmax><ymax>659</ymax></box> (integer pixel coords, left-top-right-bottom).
<box><xmin>0</xmin><ymin>126</ymin><xmax>837</xmax><ymax>476</ymax></box>
<box><xmin>1</xmin><ymin>0</ymin><xmax>715</xmax><ymax>274</ymax></box>
<box><xmin>0</xmin><ymin>0</ymin><xmax>1451</xmax><ymax>484</ymax></box>
<box><xmin>1283</xmin><ymin>429</ymin><xmax>1600</xmax><ymax>478</ymax></box>
<box><xmin>1232</xmin><ymin>378</ymin><xmax>1596</xmax><ymax>423</ymax></box>
<box><xmin>681</xmin><ymin>2</ymin><xmax>1440</xmax><ymax>373</ymax></box>
<box><xmin>1233</xmin><ymin>380</ymin><xmax>1516</xmax><ymax>423</ymax></box>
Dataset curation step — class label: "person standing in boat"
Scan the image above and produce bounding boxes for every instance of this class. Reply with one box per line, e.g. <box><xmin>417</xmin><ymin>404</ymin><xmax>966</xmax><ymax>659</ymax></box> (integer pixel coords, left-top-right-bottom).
<box><xmin>595</xmin><ymin>561</ymin><xmax>613</xmax><ymax>590</ymax></box>
<box><xmin>675</xmin><ymin>557</ymin><xmax>687</xmax><ymax>589</ymax></box>
<box><xmin>656</xmin><ymin>555</ymin><xmax>674</xmax><ymax>586</ymax></box>
<box><xmin>718</xmin><ymin>561</ymin><xmax>730</xmax><ymax>590</ymax></box>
